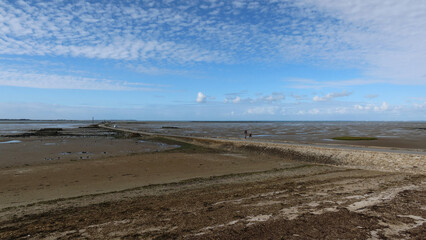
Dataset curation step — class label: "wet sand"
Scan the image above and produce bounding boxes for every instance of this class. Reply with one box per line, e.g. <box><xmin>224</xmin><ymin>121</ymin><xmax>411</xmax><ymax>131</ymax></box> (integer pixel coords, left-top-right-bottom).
<box><xmin>103</xmin><ymin>124</ymin><xmax>426</xmax><ymax>174</ymax></box>
<box><xmin>116</xmin><ymin>121</ymin><xmax>426</xmax><ymax>150</ymax></box>
<box><xmin>0</xmin><ymin>151</ymin><xmax>293</xmax><ymax>210</ymax></box>
<box><xmin>0</xmin><ymin>127</ymin><xmax>178</xmax><ymax>168</ymax></box>
<box><xmin>0</xmin><ymin>125</ymin><xmax>424</xmax><ymax>239</ymax></box>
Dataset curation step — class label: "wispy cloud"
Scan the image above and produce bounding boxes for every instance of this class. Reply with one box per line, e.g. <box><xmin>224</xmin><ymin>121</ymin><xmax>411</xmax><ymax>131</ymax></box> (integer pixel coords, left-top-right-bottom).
<box><xmin>257</xmin><ymin>93</ymin><xmax>285</xmax><ymax>103</ymax></box>
<box><xmin>287</xmin><ymin>78</ymin><xmax>384</xmax><ymax>89</ymax></box>
<box><xmin>224</xmin><ymin>92</ymin><xmax>285</xmax><ymax>104</ymax></box>
<box><xmin>288</xmin><ymin>0</ymin><xmax>426</xmax><ymax>84</ymax></box>
<box><xmin>0</xmin><ymin>0</ymin><xmax>424</xmax><ymax>85</ymax></box>
<box><xmin>290</xmin><ymin>93</ymin><xmax>307</xmax><ymax>101</ymax></box>
<box><xmin>0</xmin><ymin>1</ymin><xmax>229</xmax><ymax>64</ymax></box>
<box><xmin>313</xmin><ymin>90</ymin><xmax>352</xmax><ymax>102</ymax></box>
<box><xmin>0</xmin><ymin>69</ymin><xmax>161</xmax><ymax>91</ymax></box>
<box><xmin>127</xmin><ymin>64</ymin><xmax>188</xmax><ymax>76</ymax></box>
<box><xmin>246</xmin><ymin>106</ymin><xmax>280</xmax><ymax>115</ymax></box>
<box><xmin>0</xmin><ymin>102</ymin><xmax>152</xmax><ymax>120</ymax></box>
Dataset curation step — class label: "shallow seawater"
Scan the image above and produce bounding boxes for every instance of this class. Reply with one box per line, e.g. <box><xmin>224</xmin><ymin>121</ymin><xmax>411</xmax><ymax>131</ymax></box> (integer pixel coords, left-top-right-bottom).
<box><xmin>120</xmin><ymin>121</ymin><xmax>424</xmax><ymax>137</ymax></box>
<box><xmin>1</xmin><ymin>121</ymin><xmax>425</xmax><ymax>150</ymax></box>
<box><xmin>0</xmin><ymin>120</ymin><xmax>90</xmax><ymax>135</ymax></box>
<box><xmin>118</xmin><ymin>121</ymin><xmax>426</xmax><ymax>150</ymax></box>
<box><xmin>0</xmin><ymin>140</ymin><xmax>21</xmax><ymax>144</ymax></box>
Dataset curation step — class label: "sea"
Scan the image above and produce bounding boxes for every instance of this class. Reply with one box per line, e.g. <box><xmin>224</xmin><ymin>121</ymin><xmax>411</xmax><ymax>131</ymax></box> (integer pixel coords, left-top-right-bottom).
<box><xmin>0</xmin><ymin>120</ymin><xmax>91</xmax><ymax>135</ymax></box>
<box><xmin>1</xmin><ymin>120</ymin><xmax>425</xmax><ymax>150</ymax></box>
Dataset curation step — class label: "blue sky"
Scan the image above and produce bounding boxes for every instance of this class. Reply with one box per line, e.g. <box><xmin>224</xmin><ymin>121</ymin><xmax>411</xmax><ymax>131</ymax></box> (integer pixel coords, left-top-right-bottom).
<box><xmin>0</xmin><ymin>0</ymin><xmax>425</xmax><ymax>120</ymax></box>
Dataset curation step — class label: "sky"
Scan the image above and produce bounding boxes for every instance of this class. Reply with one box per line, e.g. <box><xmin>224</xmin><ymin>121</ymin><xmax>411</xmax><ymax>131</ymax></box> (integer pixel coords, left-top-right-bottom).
<box><xmin>0</xmin><ymin>0</ymin><xmax>425</xmax><ymax>121</ymax></box>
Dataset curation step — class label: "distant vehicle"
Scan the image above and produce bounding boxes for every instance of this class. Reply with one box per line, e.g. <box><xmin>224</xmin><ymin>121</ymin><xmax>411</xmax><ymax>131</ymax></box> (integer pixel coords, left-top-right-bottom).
<box><xmin>113</xmin><ymin>125</ymin><xmax>117</xmax><ymax>128</ymax></box>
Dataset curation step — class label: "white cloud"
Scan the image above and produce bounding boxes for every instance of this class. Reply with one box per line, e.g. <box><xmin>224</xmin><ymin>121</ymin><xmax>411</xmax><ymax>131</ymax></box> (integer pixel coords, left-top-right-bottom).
<box><xmin>196</xmin><ymin>92</ymin><xmax>207</xmax><ymax>103</ymax></box>
<box><xmin>232</xmin><ymin>96</ymin><xmax>241</xmax><ymax>103</ymax></box>
<box><xmin>374</xmin><ymin>102</ymin><xmax>389</xmax><ymax>112</ymax></box>
<box><xmin>259</xmin><ymin>93</ymin><xmax>285</xmax><ymax>103</ymax></box>
<box><xmin>313</xmin><ymin>90</ymin><xmax>352</xmax><ymax>102</ymax></box>
<box><xmin>354</xmin><ymin>105</ymin><xmax>364</xmax><ymax>110</ymax></box>
<box><xmin>297</xmin><ymin>108</ymin><xmax>339</xmax><ymax>115</ymax></box>
<box><xmin>246</xmin><ymin>106</ymin><xmax>278</xmax><ymax>115</ymax></box>
<box><xmin>0</xmin><ymin>0</ymin><xmax>424</xmax><ymax>85</ymax></box>
<box><xmin>127</xmin><ymin>64</ymin><xmax>188</xmax><ymax>76</ymax></box>
<box><xmin>0</xmin><ymin>69</ymin><xmax>160</xmax><ymax>91</ymax></box>
<box><xmin>225</xmin><ymin>92</ymin><xmax>285</xmax><ymax>104</ymax></box>
<box><xmin>287</xmin><ymin>78</ymin><xmax>384</xmax><ymax>89</ymax></box>
<box><xmin>224</xmin><ymin>96</ymin><xmax>242</xmax><ymax>103</ymax></box>
<box><xmin>354</xmin><ymin>102</ymin><xmax>392</xmax><ymax>112</ymax></box>
<box><xmin>289</xmin><ymin>0</ymin><xmax>426</xmax><ymax>84</ymax></box>
<box><xmin>0</xmin><ymin>1</ymin><xmax>228</xmax><ymax>64</ymax></box>
<box><xmin>312</xmin><ymin>96</ymin><xmax>324</xmax><ymax>102</ymax></box>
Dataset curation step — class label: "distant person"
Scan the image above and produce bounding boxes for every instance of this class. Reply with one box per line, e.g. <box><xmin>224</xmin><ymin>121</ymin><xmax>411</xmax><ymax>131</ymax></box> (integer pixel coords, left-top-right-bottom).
<box><xmin>249</xmin><ymin>131</ymin><xmax>252</xmax><ymax>138</ymax></box>
<box><xmin>244</xmin><ymin>130</ymin><xmax>248</xmax><ymax>139</ymax></box>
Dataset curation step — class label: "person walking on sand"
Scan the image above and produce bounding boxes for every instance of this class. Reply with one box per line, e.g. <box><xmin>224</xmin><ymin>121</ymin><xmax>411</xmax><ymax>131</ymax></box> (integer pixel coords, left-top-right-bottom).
<box><xmin>244</xmin><ymin>130</ymin><xmax>248</xmax><ymax>139</ymax></box>
<box><xmin>249</xmin><ymin>131</ymin><xmax>252</xmax><ymax>138</ymax></box>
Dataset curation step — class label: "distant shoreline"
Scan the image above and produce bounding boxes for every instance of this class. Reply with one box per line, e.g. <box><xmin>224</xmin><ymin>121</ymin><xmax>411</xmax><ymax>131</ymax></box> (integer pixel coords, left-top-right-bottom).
<box><xmin>1</xmin><ymin>119</ymin><xmax>425</xmax><ymax>122</ymax></box>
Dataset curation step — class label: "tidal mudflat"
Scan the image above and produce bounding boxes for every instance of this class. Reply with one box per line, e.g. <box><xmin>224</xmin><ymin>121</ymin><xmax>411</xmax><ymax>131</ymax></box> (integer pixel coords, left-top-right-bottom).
<box><xmin>117</xmin><ymin>121</ymin><xmax>426</xmax><ymax>150</ymax></box>
<box><xmin>0</xmin><ymin>124</ymin><xmax>424</xmax><ymax>239</ymax></box>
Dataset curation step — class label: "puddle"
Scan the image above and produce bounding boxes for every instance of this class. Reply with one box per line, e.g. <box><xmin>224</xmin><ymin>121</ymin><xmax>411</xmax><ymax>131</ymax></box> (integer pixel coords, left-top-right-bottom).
<box><xmin>0</xmin><ymin>140</ymin><xmax>22</xmax><ymax>144</ymax></box>
<box><xmin>139</xmin><ymin>140</ymin><xmax>180</xmax><ymax>149</ymax></box>
<box><xmin>157</xmin><ymin>142</ymin><xmax>180</xmax><ymax>148</ymax></box>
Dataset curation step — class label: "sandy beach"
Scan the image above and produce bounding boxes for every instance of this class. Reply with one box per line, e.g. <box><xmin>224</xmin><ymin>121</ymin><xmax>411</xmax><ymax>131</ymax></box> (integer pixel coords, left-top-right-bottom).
<box><xmin>0</xmin><ymin>125</ymin><xmax>424</xmax><ymax>239</ymax></box>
